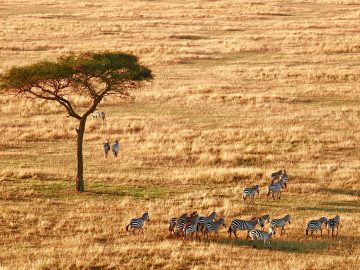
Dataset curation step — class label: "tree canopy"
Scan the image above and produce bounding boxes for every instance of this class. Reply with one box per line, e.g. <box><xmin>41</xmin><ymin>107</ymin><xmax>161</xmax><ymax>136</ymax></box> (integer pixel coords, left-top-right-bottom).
<box><xmin>0</xmin><ymin>52</ymin><xmax>153</xmax><ymax>192</ymax></box>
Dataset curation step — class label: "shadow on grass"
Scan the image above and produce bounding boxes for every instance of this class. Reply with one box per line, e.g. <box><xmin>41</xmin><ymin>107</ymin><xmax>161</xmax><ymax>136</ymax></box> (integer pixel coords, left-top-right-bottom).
<box><xmin>209</xmin><ymin>238</ymin><xmax>328</xmax><ymax>253</ymax></box>
<box><xmin>321</xmin><ymin>201</ymin><xmax>360</xmax><ymax>208</ymax></box>
<box><xmin>320</xmin><ymin>188</ymin><xmax>360</xmax><ymax>197</ymax></box>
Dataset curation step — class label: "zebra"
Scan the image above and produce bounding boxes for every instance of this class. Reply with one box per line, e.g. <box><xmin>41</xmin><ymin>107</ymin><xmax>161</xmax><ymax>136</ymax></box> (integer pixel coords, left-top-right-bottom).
<box><xmin>243</xmin><ymin>185</ymin><xmax>260</xmax><ymax>204</ymax></box>
<box><xmin>126</xmin><ymin>212</ymin><xmax>150</xmax><ymax>234</ymax></box>
<box><xmin>327</xmin><ymin>215</ymin><xmax>340</xmax><ymax>237</ymax></box>
<box><xmin>271</xmin><ymin>170</ymin><xmax>283</xmax><ymax>182</ymax></box>
<box><xmin>181</xmin><ymin>215</ymin><xmax>200</xmax><ymax>241</ymax></box>
<box><xmin>169</xmin><ymin>213</ymin><xmax>188</xmax><ymax>234</ymax></box>
<box><xmin>91</xmin><ymin>111</ymin><xmax>106</xmax><ymax>121</ymax></box>
<box><xmin>197</xmin><ymin>212</ymin><xmax>217</xmax><ymax>232</ymax></box>
<box><xmin>112</xmin><ymin>140</ymin><xmax>120</xmax><ymax>158</ymax></box>
<box><xmin>203</xmin><ymin>218</ymin><xmax>226</xmax><ymax>239</ymax></box>
<box><xmin>173</xmin><ymin>211</ymin><xmax>198</xmax><ymax>237</ymax></box>
<box><xmin>228</xmin><ymin>217</ymin><xmax>260</xmax><ymax>239</ymax></box>
<box><xmin>256</xmin><ymin>214</ymin><xmax>271</xmax><ymax>230</ymax></box>
<box><xmin>270</xmin><ymin>214</ymin><xmax>291</xmax><ymax>235</ymax></box>
<box><xmin>306</xmin><ymin>217</ymin><xmax>328</xmax><ymax>238</ymax></box>
<box><xmin>249</xmin><ymin>228</ymin><xmax>275</xmax><ymax>249</ymax></box>
<box><xmin>267</xmin><ymin>179</ymin><xmax>285</xmax><ymax>200</ymax></box>
<box><xmin>103</xmin><ymin>139</ymin><xmax>110</xmax><ymax>158</ymax></box>
<box><xmin>279</xmin><ymin>170</ymin><xmax>288</xmax><ymax>188</ymax></box>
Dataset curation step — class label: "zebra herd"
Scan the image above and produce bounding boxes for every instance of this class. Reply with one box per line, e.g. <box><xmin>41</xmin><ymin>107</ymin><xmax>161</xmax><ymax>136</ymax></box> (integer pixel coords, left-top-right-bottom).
<box><xmin>126</xmin><ymin>211</ymin><xmax>340</xmax><ymax>249</ymax></box>
<box><xmin>243</xmin><ymin>170</ymin><xmax>288</xmax><ymax>203</ymax></box>
<box><xmin>125</xmin><ymin>170</ymin><xmax>341</xmax><ymax>249</ymax></box>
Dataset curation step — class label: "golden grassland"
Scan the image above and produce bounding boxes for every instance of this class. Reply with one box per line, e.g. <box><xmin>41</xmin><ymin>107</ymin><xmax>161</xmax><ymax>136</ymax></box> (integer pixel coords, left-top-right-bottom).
<box><xmin>0</xmin><ymin>0</ymin><xmax>360</xmax><ymax>269</ymax></box>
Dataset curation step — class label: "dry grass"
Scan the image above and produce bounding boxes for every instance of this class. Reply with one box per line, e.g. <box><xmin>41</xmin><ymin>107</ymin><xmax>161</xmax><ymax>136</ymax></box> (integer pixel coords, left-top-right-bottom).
<box><xmin>0</xmin><ymin>0</ymin><xmax>360</xmax><ymax>269</ymax></box>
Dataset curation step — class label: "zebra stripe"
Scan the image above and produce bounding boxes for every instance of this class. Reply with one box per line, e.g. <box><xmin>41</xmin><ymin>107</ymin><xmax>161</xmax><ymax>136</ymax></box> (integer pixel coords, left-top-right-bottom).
<box><xmin>327</xmin><ymin>215</ymin><xmax>340</xmax><ymax>237</ymax></box>
<box><xmin>306</xmin><ymin>217</ymin><xmax>328</xmax><ymax>237</ymax></box>
<box><xmin>249</xmin><ymin>229</ymin><xmax>274</xmax><ymax>249</ymax></box>
<box><xmin>203</xmin><ymin>218</ymin><xmax>226</xmax><ymax>239</ymax></box>
<box><xmin>228</xmin><ymin>218</ymin><xmax>260</xmax><ymax>239</ymax></box>
<box><xmin>173</xmin><ymin>212</ymin><xmax>197</xmax><ymax>237</ymax></box>
<box><xmin>112</xmin><ymin>140</ymin><xmax>120</xmax><ymax>157</ymax></box>
<box><xmin>126</xmin><ymin>212</ymin><xmax>150</xmax><ymax>234</ymax></box>
<box><xmin>270</xmin><ymin>215</ymin><xmax>291</xmax><ymax>235</ymax></box>
<box><xmin>243</xmin><ymin>185</ymin><xmax>260</xmax><ymax>204</ymax></box>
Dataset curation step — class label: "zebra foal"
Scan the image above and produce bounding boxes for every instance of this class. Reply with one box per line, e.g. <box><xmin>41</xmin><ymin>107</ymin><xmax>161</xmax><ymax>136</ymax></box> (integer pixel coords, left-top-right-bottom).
<box><xmin>249</xmin><ymin>228</ymin><xmax>275</xmax><ymax>249</ymax></box>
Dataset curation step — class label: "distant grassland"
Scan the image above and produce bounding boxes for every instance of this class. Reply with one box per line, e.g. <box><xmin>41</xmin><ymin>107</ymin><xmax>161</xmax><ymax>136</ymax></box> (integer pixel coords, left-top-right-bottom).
<box><xmin>0</xmin><ymin>0</ymin><xmax>360</xmax><ymax>269</ymax></box>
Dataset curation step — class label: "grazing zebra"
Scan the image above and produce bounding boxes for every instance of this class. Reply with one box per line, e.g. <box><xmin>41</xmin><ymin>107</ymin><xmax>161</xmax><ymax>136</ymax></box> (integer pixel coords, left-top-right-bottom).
<box><xmin>327</xmin><ymin>215</ymin><xmax>340</xmax><ymax>237</ymax></box>
<box><xmin>103</xmin><ymin>139</ymin><xmax>110</xmax><ymax>158</ymax></box>
<box><xmin>126</xmin><ymin>212</ymin><xmax>150</xmax><ymax>234</ymax></box>
<box><xmin>228</xmin><ymin>217</ymin><xmax>260</xmax><ymax>239</ymax></box>
<box><xmin>91</xmin><ymin>111</ymin><xmax>106</xmax><ymax>121</ymax></box>
<box><xmin>271</xmin><ymin>170</ymin><xmax>283</xmax><ymax>182</ymax></box>
<box><xmin>267</xmin><ymin>179</ymin><xmax>285</xmax><ymax>200</ymax></box>
<box><xmin>249</xmin><ymin>228</ymin><xmax>275</xmax><ymax>249</ymax></box>
<box><xmin>306</xmin><ymin>217</ymin><xmax>328</xmax><ymax>238</ymax></box>
<box><xmin>182</xmin><ymin>215</ymin><xmax>200</xmax><ymax>241</ymax></box>
<box><xmin>270</xmin><ymin>215</ymin><xmax>291</xmax><ymax>235</ymax></box>
<box><xmin>243</xmin><ymin>185</ymin><xmax>260</xmax><ymax>204</ymax></box>
<box><xmin>280</xmin><ymin>170</ymin><xmax>288</xmax><ymax>188</ymax></box>
<box><xmin>197</xmin><ymin>212</ymin><xmax>217</xmax><ymax>232</ymax></box>
<box><xmin>203</xmin><ymin>218</ymin><xmax>226</xmax><ymax>239</ymax></box>
<box><xmin>257</xmin><ymin>214</ymin><xmax>271</xmax><ymax>229</ymax></box>
<box><xmin>112</xmin><ymin>140</ymin><xmax>120</xmax><ymax>158</ymax></box>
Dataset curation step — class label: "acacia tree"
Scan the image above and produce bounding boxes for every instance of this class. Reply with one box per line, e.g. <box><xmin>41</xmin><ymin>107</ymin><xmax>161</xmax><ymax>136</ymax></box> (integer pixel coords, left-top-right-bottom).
<box><xmin>0</xmin><ymin>52</ymin><xmax>153</xmax><ymax>192</ymax></box>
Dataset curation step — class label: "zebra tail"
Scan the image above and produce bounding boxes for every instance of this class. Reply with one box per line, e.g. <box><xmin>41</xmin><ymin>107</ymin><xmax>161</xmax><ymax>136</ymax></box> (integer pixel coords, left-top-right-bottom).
<box><xmin>306</xmin><ymin>228</ymin><xmax>308</xmax><ymax>235</ymax></box>
<box><xmin>126</xmin><ymin>224</ymin><xmax>130</xmax><ymax>232</ymax></box>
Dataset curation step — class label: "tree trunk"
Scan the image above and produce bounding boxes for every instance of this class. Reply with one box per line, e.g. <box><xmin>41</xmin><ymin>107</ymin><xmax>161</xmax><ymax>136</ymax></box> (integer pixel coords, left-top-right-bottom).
<box><xmin>76</xmin><ymin>118</ymin><xmax>86</xmax><ymax>192</ymax></box>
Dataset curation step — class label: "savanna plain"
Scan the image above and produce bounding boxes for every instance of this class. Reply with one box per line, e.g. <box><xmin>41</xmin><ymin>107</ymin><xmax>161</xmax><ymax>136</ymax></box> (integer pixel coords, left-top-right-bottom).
<box><xmin>0</xmin><ymin>0</ymin><xmax>360</xmax><ymax>269</ymax></box>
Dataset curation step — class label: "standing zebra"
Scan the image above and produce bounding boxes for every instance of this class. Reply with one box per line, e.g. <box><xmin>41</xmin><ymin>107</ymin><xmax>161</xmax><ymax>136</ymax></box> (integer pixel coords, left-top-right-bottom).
<box><xmin>112</xmin><ymin>139</ymin><xmax>120</xmax><ymax>158</ymax></box>
<box><xmin>197</xmin><ymin>212</ymin><xmax>217</xmax><ymax>232</ymax></box>
<box><xmin>126</xmin><ymin>212</ymin><xmax>150</xmax><ymax>234</ymax></box>
<box><xmin>306</xmin><ymin>217</ymin><xmax>328</xmax><ymax>238</ymax></box>
<box><xmin>327</xmin><ymin>215</ymin><xmax>340</xmax><ymax>237</ymax></box>
<box><xmin>249</xmin><ymin>228</ymin><xmax>275</xmax><ymax>249</ymax></box>
<box><xmin>243</xmin><ymin>185</ymin><xmax>260</xmax><ymax>204</ymax></box>
<box><xmin>267</xmin><ymin>179</ymin><xmax>285</xmax><ymax>200</ymax></box>
<box><xmin>270</xmin><ymin>215</ymin><xmax>291</xmax><ymax>235</ymax></box>
<box><xmin>280</xmin><ymin>170</ymin><xmax>288</xmax><ymax>188</ymax></box>
<box><xmin>203</xmin><ymin>218</ymin><xmax>226</xmax><ymax>239</ymax></box>
<box><xmin>228</xmin><ymin>217</ymin><xmax>260</xmax><ymax>239</ymax></box>
<box><xmin>103</xmin><ymin>139</ymin><xmax>110</xmax><ymax>158</ymax></box>
<box><xmin>271</xmin><ymin>170</ymin><xmax>283</xmax><ymax>183</ymax></box>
